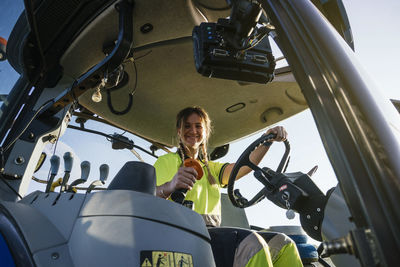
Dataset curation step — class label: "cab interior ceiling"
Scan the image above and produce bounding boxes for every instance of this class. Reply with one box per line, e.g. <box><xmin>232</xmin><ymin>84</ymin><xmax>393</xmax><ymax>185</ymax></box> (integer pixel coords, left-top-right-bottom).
<box><xmin>49</xmin><ymin>0</ymin><xmax>307</xmax><ymax>148</ymax></box>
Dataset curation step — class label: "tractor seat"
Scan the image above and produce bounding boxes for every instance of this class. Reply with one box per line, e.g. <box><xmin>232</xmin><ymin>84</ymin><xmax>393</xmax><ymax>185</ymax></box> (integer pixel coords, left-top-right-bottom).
<box><xmin>107</xmin><ymin>161</ymin><xmax>156</xmax><ymax>196</ymax></box>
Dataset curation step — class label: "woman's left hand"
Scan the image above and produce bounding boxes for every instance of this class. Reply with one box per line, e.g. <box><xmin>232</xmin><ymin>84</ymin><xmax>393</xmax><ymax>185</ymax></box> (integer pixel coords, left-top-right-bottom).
<box><xmin>221</xmin><ymin>125</ymin><xmax>288</xmax><ymax>185</ymax></box>
<box><xmin>265</xmin><ymin>126</ymin><xmax>288</xmax><ymax>142</ymax></box>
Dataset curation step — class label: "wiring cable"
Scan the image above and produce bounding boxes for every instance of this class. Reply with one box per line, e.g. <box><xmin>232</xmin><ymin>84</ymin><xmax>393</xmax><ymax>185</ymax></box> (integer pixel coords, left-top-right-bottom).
<box><xmin>132</xmin><ymin>50</ymin><xmax>152</xmax><ymax>61</ymax></box>
<box><xmin>106</xmin><ymin>49</ymin><xmax>152</xmax><ymax>115</ymax></box>
<box><xmin>106</xmin><ymin>61</ymin><xmax>136</xmax><ymax>115</ymax></box>
<box><xmin>67</xmin><ymin>124</ymin><xmax>158</xmax><ymax>158</ymax></box>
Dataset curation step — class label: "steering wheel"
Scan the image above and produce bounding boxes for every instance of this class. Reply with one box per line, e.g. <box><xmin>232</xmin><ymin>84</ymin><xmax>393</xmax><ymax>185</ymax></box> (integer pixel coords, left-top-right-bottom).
<box><xmin>227</xmin><ymin>133</ymin><xmax>290</xmax><ymax>208</ymax></box>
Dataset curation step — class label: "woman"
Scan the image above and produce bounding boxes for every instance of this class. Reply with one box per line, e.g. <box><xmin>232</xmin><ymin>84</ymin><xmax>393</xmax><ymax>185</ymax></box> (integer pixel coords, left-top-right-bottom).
<box><xmin>154</xmin><ymin>106</ymin><xmax>302</xmax><ymax>267</ymax></box>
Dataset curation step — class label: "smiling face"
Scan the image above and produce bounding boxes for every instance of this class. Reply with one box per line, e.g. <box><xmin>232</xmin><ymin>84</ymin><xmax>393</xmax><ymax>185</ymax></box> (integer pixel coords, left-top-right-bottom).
<box><xmin>176</xmin><ymin>107</ymin><xmax>212</xmax><ymax>157</ymax></box>
<box><xmin>178</xmin><ymin>113</ymin><xmax>206</xmax><ymax>150</ymax></box>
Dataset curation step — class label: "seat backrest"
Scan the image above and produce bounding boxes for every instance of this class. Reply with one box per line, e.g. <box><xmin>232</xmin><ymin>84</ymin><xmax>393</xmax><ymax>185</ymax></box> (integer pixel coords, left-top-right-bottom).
<box><xmin>107</xmin><ymin>161</ymin><xmax>156</xmax><ymax>195</ymax></box>
<box><xmin>220</xmin><ymin>193</ymin><xmax>250</xmax><ymax>229</ymax></box>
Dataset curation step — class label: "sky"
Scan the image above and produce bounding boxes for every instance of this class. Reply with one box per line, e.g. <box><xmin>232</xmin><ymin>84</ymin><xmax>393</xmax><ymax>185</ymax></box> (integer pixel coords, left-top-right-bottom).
<box><xmin>1</xmin><ymin>0</ymin><xmax>400</xmax><ymax>239</ymax></box>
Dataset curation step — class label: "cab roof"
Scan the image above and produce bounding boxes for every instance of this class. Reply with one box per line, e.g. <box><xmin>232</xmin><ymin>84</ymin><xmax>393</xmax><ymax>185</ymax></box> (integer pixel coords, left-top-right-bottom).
<box><xmin>9</xmin><ymin>0</ymin><xmax>349</xmax><ymax>148</ymax></box>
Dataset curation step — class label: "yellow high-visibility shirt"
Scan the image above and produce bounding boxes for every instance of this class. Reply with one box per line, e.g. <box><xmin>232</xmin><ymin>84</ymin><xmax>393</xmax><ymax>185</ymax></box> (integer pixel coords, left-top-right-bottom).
<box><xmin>154</xmin><ymin>153</ymin><xmax>228</xmax><ymax>226</ymax></box>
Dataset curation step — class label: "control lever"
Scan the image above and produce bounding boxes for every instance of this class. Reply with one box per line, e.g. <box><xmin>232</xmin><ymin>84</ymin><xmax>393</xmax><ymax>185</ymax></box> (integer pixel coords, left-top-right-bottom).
<box><xmin>67</xmin><ymin>161</ymin><xmax>90</xmax><ymax>192</ymax></box>
<box><xmin>99</xmin><ymin>164</ymin><xmax>109</xmax><ymax>183</ymax></box>
<box><xmin>45</xmin><ymin>155</ymin><xmax>60</xmax><ymax>193</ymax></box>
<box><xmin>307</xmin><ymin>165</ymin><xmax>318</xmax><ymax>176</ymax></box>
<box><xmin>60</xmin><ymin>152</ymin><xmax>73</xmax><ymax>192</ymax></box>
<box><xmin>171</xmin><ymin>188</ymin><xmax>187</xmax><ymax>204</ymax></box>
<box><xmin>86</xmin><ymin>164</ymin><xmax>109</xmax><ymax>193</ymax></box>
<box><xmin>171</xmin><ymin>159</ymin><xmax>203</xmax><ymax>204</ymax></box>
<box><xmin>254</xmin><ymin>169</ymin><xmax>275</xmax><ymax>191</ymax></box>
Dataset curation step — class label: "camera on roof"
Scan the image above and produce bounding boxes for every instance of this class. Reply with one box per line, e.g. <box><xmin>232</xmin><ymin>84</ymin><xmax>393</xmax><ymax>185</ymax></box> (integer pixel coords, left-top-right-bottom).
<box><xmin>192</xmin><ymin>18</ymin><xmax>276</xmax><ymax>84</ymax></box>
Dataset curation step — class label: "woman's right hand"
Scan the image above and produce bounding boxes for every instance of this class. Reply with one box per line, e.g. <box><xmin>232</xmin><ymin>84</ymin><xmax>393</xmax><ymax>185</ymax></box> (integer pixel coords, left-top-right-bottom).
<box><xmin>168</xmin><ymin>167</ymin><xmax>198</xmax><ymax>192</ymax></box>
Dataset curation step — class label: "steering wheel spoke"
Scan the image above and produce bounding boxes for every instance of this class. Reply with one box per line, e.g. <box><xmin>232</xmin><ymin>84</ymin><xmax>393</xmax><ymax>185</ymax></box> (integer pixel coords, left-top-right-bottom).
<box><xmin>247</xmin><ymin>161</ymin><xmax>261</xmax><ymax>172</ymax></box>
<box><xmin>247</xmin><ymin>187</ymin><xmax>269</xmax><ymax>206</ymax></box>
<box><xmin>254</xmin><ymin>169</ymin><xmax>275</xmax><ymax>191</ymax></box>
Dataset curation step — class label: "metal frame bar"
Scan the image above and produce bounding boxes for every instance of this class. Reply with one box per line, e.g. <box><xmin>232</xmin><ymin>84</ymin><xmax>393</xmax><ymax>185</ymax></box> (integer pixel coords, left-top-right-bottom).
<box><xmin>261</xmin><ymin>0</ymin><xmax>400</xmax><ymax>265</ymax></box>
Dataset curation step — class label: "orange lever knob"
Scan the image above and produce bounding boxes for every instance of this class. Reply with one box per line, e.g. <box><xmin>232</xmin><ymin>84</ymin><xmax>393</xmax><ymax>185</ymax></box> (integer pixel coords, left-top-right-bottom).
<box><xmin>184</xmin><ymin>158</ymin><xmax>203</xmax><ymax>180</ymax></box>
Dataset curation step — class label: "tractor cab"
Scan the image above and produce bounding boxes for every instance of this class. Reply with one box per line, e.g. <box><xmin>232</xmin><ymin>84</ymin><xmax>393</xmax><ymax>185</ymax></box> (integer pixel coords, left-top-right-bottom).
<box><xmin>1</xmin><ymin>0</ymin><xmax>400</xmax><ymax>266</ymax></box>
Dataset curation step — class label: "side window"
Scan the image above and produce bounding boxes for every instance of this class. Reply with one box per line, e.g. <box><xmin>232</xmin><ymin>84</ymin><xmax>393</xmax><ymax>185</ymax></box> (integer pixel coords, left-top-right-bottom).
<box><xmin>0</xmin><ymin>1</ymin><xmax>24</xmax><ymax>110</ymax></box>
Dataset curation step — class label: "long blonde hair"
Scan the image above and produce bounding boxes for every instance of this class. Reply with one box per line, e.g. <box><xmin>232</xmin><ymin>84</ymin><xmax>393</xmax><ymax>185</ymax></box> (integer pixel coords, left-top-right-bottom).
<box><xmin>176</xmin><ymin>107</ymin><xmax>217</xmax><ymax>185</ymax></box>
